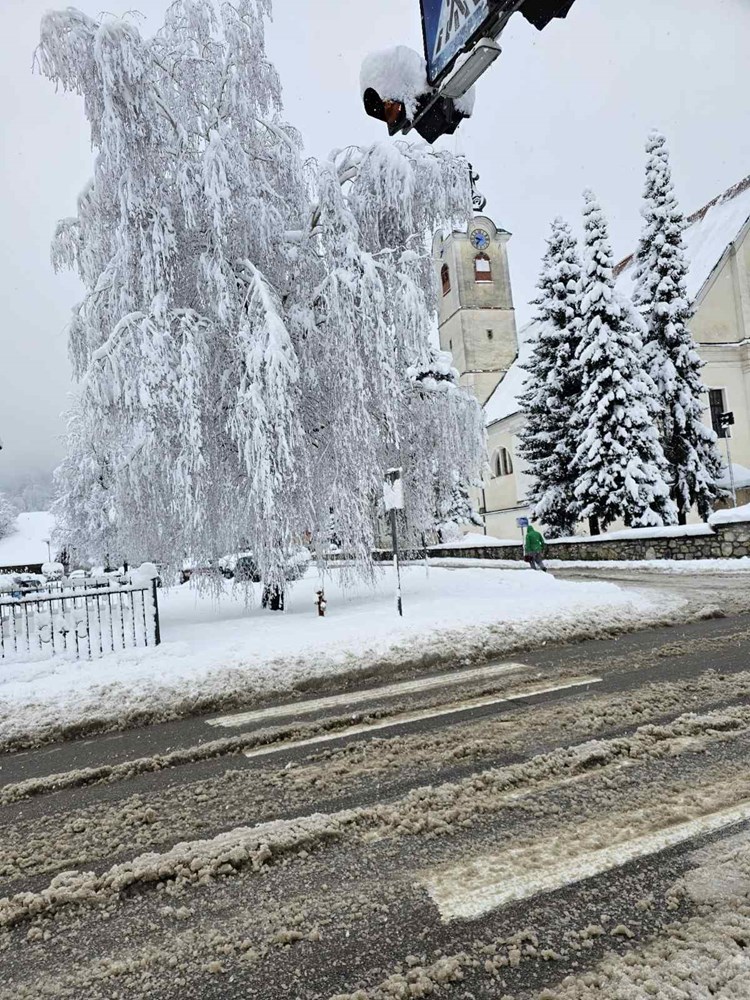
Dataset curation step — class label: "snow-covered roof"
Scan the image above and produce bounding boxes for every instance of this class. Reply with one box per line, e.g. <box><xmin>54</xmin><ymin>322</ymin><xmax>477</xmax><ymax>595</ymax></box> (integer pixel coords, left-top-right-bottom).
<box><xmin>486</xmin><ymin>173</ymin><xmax>750</xmax><ymax>428</ymax></box>
<box><xmin>616</xmin><ymin>174</ymin><xmax>750</xmax><ymax>303</ymax></box>
<box><xmin>717</xmin><ymin>463</ymin><xmax>750</xmax><ymax>491</ymax></box>
<box><xmin>484</xmin><ymin>320</ymin><xmax>536</xmax><ymax>427</ymax></box>
<box><xmin>0</xmin><ymin>512</ymin><xmax>54</xmax><ymax>568</ymax></box>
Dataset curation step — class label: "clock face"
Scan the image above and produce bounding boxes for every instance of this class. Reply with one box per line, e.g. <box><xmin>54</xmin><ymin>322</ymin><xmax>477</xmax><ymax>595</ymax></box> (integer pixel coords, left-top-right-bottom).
<box><xmin>470</xmin><ymin>229</ymin><xmax>490</xmax><ymax>251</ymax></box>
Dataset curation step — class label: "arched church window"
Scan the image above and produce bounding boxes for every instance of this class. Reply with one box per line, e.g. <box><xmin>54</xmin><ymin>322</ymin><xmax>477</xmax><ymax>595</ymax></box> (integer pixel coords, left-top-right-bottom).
<box><xmin>493</xmin><ymin>447</ymin><xmax>514</xmax><ymax>478</ymax></box>
<box><xmin>441</xmin><ymin>264</ymin><xmax>451</xmax><ymax>296</ymax></box>
<box><xmin>474</xmin><ymin>253</ymin><xmax>492</xmax><ymax>282</ymax></box>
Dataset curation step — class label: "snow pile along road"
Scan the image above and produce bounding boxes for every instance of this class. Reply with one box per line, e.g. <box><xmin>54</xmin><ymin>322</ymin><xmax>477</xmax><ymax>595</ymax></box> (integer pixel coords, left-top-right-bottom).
<box><xmin>0</xmin><ymin>565</ymin><xmax>678</xmax><ymax>748</ymax></box>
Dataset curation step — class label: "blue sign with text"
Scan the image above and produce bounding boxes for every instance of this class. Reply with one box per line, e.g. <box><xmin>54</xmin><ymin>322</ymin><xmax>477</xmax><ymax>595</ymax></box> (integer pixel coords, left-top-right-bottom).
<box><xmin>420</xmin><ymin>0</ymin><xmax>493</xmax><ymax>84</ymax></box>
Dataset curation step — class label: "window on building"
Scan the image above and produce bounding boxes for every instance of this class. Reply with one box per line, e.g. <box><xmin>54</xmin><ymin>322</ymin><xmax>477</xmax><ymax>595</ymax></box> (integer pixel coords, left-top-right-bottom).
<box><xmin>493</xmin><ymin>447</ymin><xmax>514</xmax><ymax>478</ymax></box>
<box><xmin>441</xmin><ymin>264</ymin><xmax>451</xmax><ymax>296</ymax></box>
<box><xmin>709</xmin><ymin>388</ymin><xmax>727</xmax><ymax>439</ymax></box>
<box><xmin>474</xmin><ymin>253</ymin><xmax>492</xmax><ymax>283</ymax></box>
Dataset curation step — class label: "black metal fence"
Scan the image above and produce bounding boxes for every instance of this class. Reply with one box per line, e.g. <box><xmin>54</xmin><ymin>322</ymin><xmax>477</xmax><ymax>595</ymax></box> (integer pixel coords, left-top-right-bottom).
<box><xmin>0</xmin><ymin>580</ymin><xmax>161</xmax><ymax>662</ymax></box>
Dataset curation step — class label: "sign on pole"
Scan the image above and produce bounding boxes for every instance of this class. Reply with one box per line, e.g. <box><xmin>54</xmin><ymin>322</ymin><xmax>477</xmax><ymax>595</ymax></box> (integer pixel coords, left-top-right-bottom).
<box><xmin>383</xmin><ymin>469</ymin><xmax>405</xmax><ymax>617</ymax></box>
<box><xmin>421</xmin><ymin>0</ymin><xmax>494</xmax><ymax>84</ymax></box>
<box><xmin>516</xmin><ymin>516</ymin><xmax>529</xmax><ymax>529</ymax></box>
<box><xmin>383</xmin><ymin>468</ymin><xmax>405</xmax><ymax>513</ymax></box>
<box><xmin>419</xmin><ymin>1</ymin><xmax>578</xmax><ymax>86</ymax></box>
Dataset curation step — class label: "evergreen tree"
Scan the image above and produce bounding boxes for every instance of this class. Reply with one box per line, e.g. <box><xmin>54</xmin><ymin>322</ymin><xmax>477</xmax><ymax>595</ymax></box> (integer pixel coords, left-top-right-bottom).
<box><xmin>518</xmin><ymin>217</ymin><xmax>583</xmax><ymax>537</ymax></box>
<box><xmin>574</xmin><ymin>191</ymin><xmax>677</xmax><ymax>534</ymax></box>
<box><xmin>38</xmin><ymin>3</ymin><xmax>484</xmax><ymax>589</ymax></box>
<box><xmin>436</xmin><ymin>471</ymin><xmax>483</xmax><ymax>542</ymax></box>
<box><xmin>633</xmin><ymin>131</ymin><xmax>723</xmax><ymax>522</ymax></box>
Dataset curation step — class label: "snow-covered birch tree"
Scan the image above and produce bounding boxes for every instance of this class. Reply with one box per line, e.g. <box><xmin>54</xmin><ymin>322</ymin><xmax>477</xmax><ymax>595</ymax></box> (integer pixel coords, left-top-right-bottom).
<box><xmin>632</xmin><ymin>131</ymin><xmax>722</xmax><ymax>522</ymax></box>
<box><xmin>574</xmin><ymin>191</ymin><xmax>677</xmax><ymax>535</ymax></box>
<box><xmin>39</xmin><ymin>1</ymin><xmax>483</xmax><ymax>588</ymax></box>
<box><xmin>518</xmin><ymin>218</ymin><xmax>583</xmax><ymax>537</ymax></box>
<box><xmin>0</xmin><ymin>494</ymin><xmax>17</xmax><ymax>540</ymax></box>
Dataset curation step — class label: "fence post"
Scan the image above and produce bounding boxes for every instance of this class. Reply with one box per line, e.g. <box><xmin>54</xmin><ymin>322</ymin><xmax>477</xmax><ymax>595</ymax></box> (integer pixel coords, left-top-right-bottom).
<box><xmin>151</xmin><ymin>579</ymin><xmax>161</xmax><ymax>645</ymax></box>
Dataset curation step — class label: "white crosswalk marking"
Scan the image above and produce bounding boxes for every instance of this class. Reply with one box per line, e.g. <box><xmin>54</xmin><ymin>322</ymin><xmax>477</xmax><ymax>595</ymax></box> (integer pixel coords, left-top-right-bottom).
<box><xmin>206</xmin><ymin>660</ymin><xmax>532</xmax><ymax>729</ymax></box>
<box><xmin>423</xmin><ymin>800</ymin><xmax>750</xmax><ymax>921</ymax></box>
<box><xmin>240</xmin><ymin>677</ymin><xmax>602</xmax><ymax>760</ymax></box>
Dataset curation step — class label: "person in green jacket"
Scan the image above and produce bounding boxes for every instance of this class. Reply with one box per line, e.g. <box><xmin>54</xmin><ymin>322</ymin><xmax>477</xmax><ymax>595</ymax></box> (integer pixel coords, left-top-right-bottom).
<box><xmin>524</xmin><ymin>522</ymin><xmax>547</xmax><ymax>572</ymax></box>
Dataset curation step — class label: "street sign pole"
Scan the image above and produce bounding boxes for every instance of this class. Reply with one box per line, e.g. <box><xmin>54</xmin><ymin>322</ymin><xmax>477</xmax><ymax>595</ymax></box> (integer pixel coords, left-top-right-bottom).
<box><xmin>390</xmin><ymin>508</ymin><xmax>404</xmax><ymax>617</ymax></box>
<box><xmin>720</xmin><ymin>411</ymin><xmax>737</xmax><ymax>507</ymax></box>
<box><xmin>516</xmin><ymin>515</ymin><xmax>529</xmax><ymax>558</ymax></box>
<box><xmin>725</xmin><ymin>429</ymin><xmax>737</xmax><ymax>507</ymax></box>
<box><xmin>384</xmin><ymin>468</ymin><xmax>405</xmax><ymax>617</ymax></box>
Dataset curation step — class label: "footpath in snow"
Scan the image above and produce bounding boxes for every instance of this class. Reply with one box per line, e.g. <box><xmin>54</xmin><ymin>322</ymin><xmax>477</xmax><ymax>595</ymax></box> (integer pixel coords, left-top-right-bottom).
<box><xmin>0</xmin><ymin>565</ymin><xmax>681</xmax><ymax>748</ymax></box>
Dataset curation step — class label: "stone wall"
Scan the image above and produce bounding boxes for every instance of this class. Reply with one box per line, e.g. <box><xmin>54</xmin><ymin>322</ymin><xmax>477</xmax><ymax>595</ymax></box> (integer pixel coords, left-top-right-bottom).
<box><xmin>430</xmin><ymin>518</ymin><xmax>750</xmax><ymax>563</ymax></box>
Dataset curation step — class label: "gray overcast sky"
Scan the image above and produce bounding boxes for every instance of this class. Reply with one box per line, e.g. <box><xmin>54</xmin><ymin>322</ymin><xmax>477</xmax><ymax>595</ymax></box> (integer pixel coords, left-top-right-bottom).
<box><xmin>1</xmin><ymin>0</ymin><xmax>749</xmax><ymax>489</ymax></box>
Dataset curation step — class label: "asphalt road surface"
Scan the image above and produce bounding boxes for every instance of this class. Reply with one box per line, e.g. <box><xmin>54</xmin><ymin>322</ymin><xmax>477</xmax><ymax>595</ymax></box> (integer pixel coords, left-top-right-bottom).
<box><xmin>2</xmin><ymin>585</ymin><xmax>750</xmax><ymax>998</ymax></box>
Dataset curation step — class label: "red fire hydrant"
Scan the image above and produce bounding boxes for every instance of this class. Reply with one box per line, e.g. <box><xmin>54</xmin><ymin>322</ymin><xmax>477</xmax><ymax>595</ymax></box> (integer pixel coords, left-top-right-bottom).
<box><xmin>315</xmin><ymin>589</ymin><xmax>327</xmax><ymax>617</ymax></box>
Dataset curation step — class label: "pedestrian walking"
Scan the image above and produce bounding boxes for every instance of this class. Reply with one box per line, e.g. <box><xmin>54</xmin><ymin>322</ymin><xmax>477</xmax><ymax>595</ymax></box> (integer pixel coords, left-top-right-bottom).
<box><xmin>524</xmin><ymin>522</ymin><xmax>547</xmax><ymax>572</ymax></box>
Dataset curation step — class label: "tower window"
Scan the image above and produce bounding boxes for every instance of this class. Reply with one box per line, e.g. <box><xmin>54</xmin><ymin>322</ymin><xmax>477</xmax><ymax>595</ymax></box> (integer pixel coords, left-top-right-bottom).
<box><xmin>487</xmin><ymin>329</ymin><xmax>493</xmax><ymax>340</ymax></box>
<box><xmin>474</xmin><ymin>253</ymin><xmax>492</xmax><ymax>283</ymax></box>
<box><xmin>709</xmin><ymin>388</ymin><xmax>727</xmax><ymax>438</ymax></box>
<box><xmin>493</xmin><ymin>447</ymin><xmax>514</xmax><ymax>478</ymax></box>
<box><xmin>441</xmin><ymin>264</ymin><xmax>451</xmax><ymax>296</ymax></box>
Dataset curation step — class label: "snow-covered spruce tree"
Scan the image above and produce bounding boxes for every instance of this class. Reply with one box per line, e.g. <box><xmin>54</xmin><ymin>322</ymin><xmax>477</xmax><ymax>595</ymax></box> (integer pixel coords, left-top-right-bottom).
<box><xmin>38</xmin><ymin>2</ymin><xmax>483</xmax><ymax>589</ymax></box>
<box><xmin>437</xmin><ymin>477</ymin><xmax>482</xmax><ymax>542</ymax></box>
<box><xmin>633</xmin><ymin>131</ymin><xmax>722</xmax><ymax>522</ymax></box>
<box><xmin>0</xmin><ymin>493</ymin><xmax>17</xmax><ymax>539</ymax></box>
<box><xmin>518</xmin><ymin>217</ymin><xmax>583</xmax><ymax>537</ymax></box>
<box><xmin>573</xmin><ymin>191</ymin><xmax>677</xmax><ymax>534</ymax></box>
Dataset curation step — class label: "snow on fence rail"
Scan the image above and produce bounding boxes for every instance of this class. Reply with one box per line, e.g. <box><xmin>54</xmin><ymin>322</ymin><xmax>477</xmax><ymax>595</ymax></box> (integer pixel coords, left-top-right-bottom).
<box><xmin>0</xmin><ymin>581</ymin><xmax>161</xmax><ymax>663</ymax></box>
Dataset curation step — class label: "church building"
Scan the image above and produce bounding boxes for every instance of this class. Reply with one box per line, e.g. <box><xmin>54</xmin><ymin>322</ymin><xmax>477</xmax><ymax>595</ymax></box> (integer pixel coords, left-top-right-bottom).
<box><xmin>435</xmin><ymin>175</ymin><xmax>750</xmax><ymax>539</ymax></box>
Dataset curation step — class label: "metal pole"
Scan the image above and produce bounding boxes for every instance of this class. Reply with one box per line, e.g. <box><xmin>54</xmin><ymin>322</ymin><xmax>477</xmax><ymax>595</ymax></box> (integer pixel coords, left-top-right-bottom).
<box><xmin>390</xmin><ymin>508</ymin><xmax>403</xmax><ymax>617</ymax></box>
<box><xmin>725</xmin><ymin>430</ymin><xmax>737</xmax><ymax>507</ymax></box>
<box><xmin>151</xmin><ymin>579</ymin><xmax>162</xmax><ymax>645</ymax></box>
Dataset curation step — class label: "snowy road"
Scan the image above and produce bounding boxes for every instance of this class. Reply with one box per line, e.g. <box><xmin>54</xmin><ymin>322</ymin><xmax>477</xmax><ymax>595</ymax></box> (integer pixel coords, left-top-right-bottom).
<box><xmin>2</xmin><ymin>609</ymin><xmax>750</xmax><ymax>998</ymax></box>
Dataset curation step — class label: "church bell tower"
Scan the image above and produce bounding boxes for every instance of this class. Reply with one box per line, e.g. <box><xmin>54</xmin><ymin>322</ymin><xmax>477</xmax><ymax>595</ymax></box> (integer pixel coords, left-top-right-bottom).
<box><xmin>433</xmin><ymin>216</ymin><xmax>519</xmax><ymax>406</ymax></box>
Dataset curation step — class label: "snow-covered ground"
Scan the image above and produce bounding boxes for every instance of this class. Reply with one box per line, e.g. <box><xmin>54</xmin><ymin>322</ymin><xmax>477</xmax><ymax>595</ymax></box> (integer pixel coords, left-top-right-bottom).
<box><xmin>0</xmin><ymin>565</ymin><xmax>674</xmax><ymax>748</ymax></box>
<box><xmin>0</xmin><ymin>511</ymin><xmax>54</xmax><ymax>568</ymax></box>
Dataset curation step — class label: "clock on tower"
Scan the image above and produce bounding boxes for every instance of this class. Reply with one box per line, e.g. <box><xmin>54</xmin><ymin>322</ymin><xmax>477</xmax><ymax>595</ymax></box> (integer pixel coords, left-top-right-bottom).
<box><xmin>470</xmin><ymin>229</ymin><xmax>491</xmax><ymax>251</ymax></box>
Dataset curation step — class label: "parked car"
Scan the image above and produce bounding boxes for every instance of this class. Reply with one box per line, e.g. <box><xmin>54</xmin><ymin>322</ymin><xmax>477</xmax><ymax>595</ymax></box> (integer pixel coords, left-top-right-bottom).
<box><xmin>0</xmin><ymin>574</ymin><xmax>47</xmax><ymax>598</ymax></box>
<box><xmin>180</xmin><ymin>565</ymin><xmax>223</xmax><ymax>585</ymax></box>
<box><xmin>229</xmin><ymin>548</ymin><xmax>311</xmax><ymax>584</ymax></box>
<box><xmin>233</xmin><ymin>553</ymin><xmax>261</xmax><ymax>583</ymax></box>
